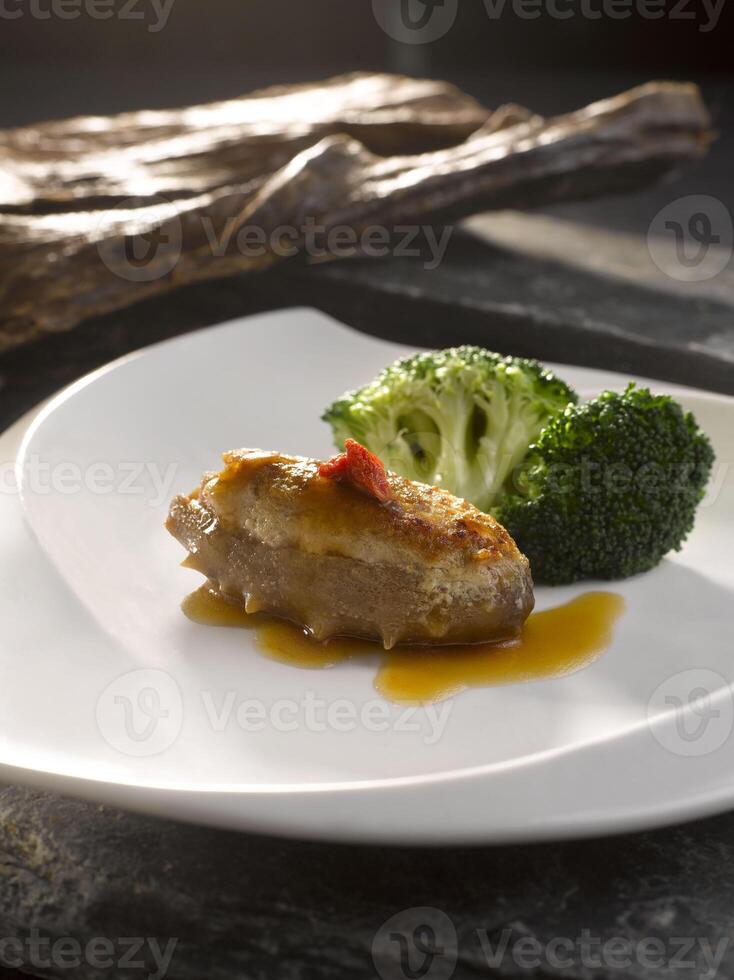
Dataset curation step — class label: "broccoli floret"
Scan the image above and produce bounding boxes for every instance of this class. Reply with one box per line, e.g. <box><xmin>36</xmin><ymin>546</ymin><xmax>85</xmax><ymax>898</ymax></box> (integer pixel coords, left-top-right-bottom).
<box><xmin>322</xmin><ymin>346</ymin><xmax>577</xmax><ymax>513</ymax></box>
<box><xmin>496</xmin><ymin>384</ymin><xmax>715</xmax><ymax>584</ymax></box>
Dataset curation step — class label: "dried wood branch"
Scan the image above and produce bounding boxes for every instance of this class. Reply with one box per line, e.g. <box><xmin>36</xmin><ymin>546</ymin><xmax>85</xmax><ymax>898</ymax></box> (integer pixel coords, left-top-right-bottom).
<box><xmin>0</xmin><ymin>73</ymin><xmax>490</xmax><ymax>209</ymax></box>
<box><xmin>0</xmin><ymin>77</ymin><xmax>711</xmax><ymax>352</ymax></box>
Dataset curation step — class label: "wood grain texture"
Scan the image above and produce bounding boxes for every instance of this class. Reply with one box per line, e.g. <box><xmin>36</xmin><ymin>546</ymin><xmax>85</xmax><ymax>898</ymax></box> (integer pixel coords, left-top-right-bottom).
<box><xmin>0</xmin><ymin>75</ymin><xmax>711</xmax><ymax>352</ymax></box>
<box><xmin>0</xmin><ymin>73</ymin><xmax>491</xmax><ymax>208</ymax></box>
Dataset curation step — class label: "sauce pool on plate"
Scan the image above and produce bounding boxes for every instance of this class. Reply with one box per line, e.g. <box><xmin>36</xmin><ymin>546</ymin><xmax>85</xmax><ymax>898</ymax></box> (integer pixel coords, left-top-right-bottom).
<box><xmin>182</xmin><ymin>585</ymin><xmax>625</xmax><ymax>703</ymax></box>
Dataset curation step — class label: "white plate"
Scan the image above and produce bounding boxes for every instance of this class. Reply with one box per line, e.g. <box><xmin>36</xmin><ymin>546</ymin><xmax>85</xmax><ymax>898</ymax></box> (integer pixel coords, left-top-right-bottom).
<box><xmin>3</xmin><ymin>308</ymin><xmax>734</xmax><ymax>843</ymax></box>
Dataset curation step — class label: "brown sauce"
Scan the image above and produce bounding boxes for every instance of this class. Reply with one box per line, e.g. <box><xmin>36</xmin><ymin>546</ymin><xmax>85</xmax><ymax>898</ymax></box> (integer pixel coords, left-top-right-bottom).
<box><xmin>182</xmin><ymin>585</ymin><xmax>625</xmax><ymax>703</ymax></box>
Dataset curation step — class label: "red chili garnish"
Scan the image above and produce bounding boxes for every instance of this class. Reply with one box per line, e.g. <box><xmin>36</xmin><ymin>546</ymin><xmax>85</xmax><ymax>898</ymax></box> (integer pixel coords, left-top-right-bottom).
<box><xmin>319</xmin><ymin>439</ymin><xmax>392</xmax><ymax>503</ymax></box>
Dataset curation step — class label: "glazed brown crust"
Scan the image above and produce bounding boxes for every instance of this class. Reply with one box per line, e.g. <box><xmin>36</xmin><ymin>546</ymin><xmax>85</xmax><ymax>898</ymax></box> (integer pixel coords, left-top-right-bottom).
<box><xmin>211</xmin><ymin>449</ymin><xmax>520</xmax><ymax>568</ymax></box>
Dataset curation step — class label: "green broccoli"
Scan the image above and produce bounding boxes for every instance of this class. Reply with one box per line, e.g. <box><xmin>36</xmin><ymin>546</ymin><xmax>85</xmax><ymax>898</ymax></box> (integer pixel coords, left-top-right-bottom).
<box><xmin>322</xmin><ymin>346</ymin><xmax>577</xmax><ymax>513</ymax></box>
<box><xmin>496</xmin><ymin>384</ymin><xmax>715</xmax><ymax>583</ymax></box>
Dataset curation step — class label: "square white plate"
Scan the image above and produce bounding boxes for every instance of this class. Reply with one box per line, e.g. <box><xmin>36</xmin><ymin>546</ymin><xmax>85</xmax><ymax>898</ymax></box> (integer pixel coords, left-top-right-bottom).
<box><xmin>4</xmin><ymin>308</ymin><xmax>734</xmax><ymax>843</ymax></box>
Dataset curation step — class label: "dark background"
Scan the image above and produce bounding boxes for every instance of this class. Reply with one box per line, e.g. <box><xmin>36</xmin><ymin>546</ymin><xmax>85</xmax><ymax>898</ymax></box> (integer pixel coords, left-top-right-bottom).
<box><xmin>1</xmin><ymin>0</ymin><xmax>732</xmax><ymax>123</ymax></box>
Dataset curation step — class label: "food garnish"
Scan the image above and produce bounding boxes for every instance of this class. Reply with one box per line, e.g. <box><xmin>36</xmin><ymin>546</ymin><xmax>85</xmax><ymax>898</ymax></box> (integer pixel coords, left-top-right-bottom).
<box><xmin>318</xmin><ymin>439</ymin><xmax>391</xmax><ymax>503</ymax></box>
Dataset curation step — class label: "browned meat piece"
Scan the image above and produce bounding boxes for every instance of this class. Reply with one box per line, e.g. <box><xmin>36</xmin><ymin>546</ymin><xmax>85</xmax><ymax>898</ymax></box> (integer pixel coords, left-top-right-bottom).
<box><xmin>166</xmin><ymin>447</ymin><xmax>534</xmax><ymax>648</ymax></box>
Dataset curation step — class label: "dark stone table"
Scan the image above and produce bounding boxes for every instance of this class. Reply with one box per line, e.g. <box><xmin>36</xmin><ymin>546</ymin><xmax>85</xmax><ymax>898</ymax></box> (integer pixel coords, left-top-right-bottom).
<box><xmin>0</xmin><ymin>785</ymin><xmax>733</xmax><ymax>980</ymax></box>
<box><xmin>1</xmin><ymin>70</ymin><xmax>733</xmax><ymax>980</ymax></box>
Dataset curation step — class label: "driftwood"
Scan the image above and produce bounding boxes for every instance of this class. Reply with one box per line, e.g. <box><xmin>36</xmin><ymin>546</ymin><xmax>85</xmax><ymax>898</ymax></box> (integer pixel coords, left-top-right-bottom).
<box><xmin>0</xmin><ymin>74</ymin><xmax>711</xmax><ymax>352</ymax></box>
<box><xmin>0</xmin><ymin>73</ymin><xmax>491</xmax><ymax>210</ymax></box>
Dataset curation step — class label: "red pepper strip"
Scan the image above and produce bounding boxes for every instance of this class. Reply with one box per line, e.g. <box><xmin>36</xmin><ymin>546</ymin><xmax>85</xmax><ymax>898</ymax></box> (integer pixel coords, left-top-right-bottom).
<box><xmin>318</xmin><ymin>439</ymin><xmax>392</xmax><ymax>503</ymax></box>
